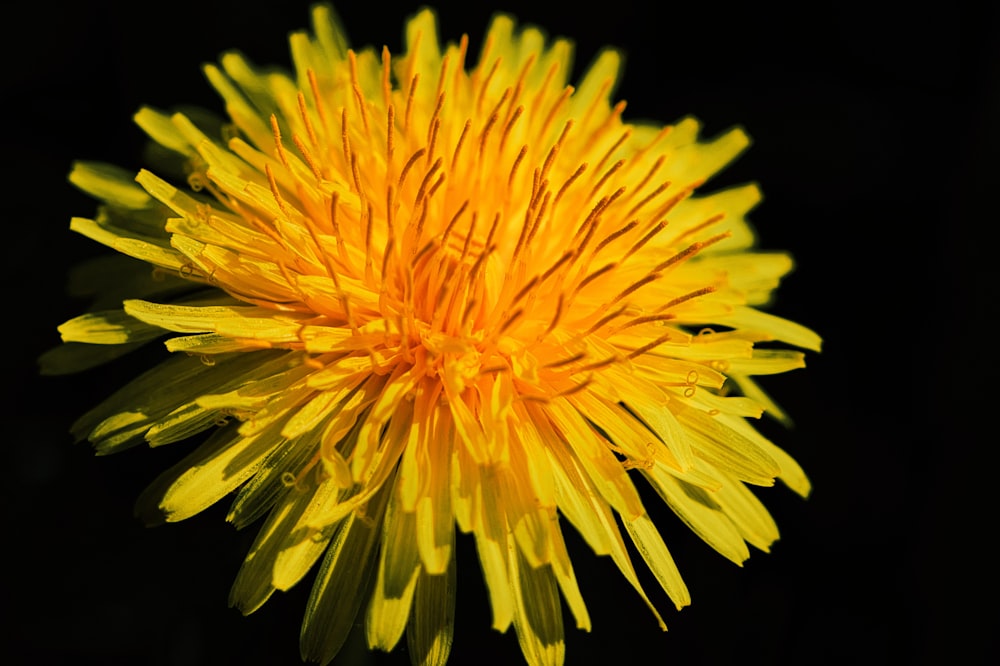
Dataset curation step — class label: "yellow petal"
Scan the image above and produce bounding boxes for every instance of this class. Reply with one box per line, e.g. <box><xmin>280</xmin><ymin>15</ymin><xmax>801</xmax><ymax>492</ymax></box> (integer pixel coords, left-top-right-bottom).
<box><xmin>622</xmin><ymin>513</ymin><xmax>690</xmax><ymax>610</ymax></box>
<box><xmin>645</xmin><ymin>466</ymin><xmax>750</xmax><ymax>565</ymax></box>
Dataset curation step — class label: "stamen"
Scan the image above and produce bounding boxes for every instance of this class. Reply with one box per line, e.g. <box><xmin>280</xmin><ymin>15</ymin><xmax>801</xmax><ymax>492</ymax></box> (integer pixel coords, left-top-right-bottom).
<box><xmin>454</xmin><ymin>34</ymin><xmax>469</xmax><ymax>89</ymax></box>
<box><xmin>593</xmin><ymin>129</ymin><xmax>631</xmax><ymax>175</ymax></box>
<box><xmin>398</xmin><ymin>148</ymin><xmax>427</xmax><ymax>190</ymax></box>
<box><xmin>508</xmin><ymin>53</ymin><xmax>536</xmax><ymax>117</ymax></box>
<box><xmin>426</xmin><ymin>173</ymin><xmax>445</xmax><ymax>204</ymax></box>
<box><xmin>340</xmin><ymin>109</ymin><xmax>352</xmax><ymax>173</ymax></box>
<box><xmin>652</xmin><ymin>232</ymin><xmax>731</xmax><ymax>273</ymax></box>
<box><xmin>381</xmin><ymin>46</ymin><xmax>392</xmax><ymax>107</ymax></box>
<box><xmin>611</xmin><ymin>272</ymin><xmax>660</xmax><ymax>305</ymax></box>
<box><xmin>307</xmin><ymin>69</ymin><xmax>331</xmax><ymax>137</ymax></box>
<box><xmin>350</xmin><ymin>151</ymin><xmax>365</xmax><ymax>197</ymax></box>
<box><xmin>541</xmin><ymin>293</ymin><xmax>565</xmax><ymax>338</ymax></box>
<box><xmin>475</xmin><ymin>57</ymin><xmax>502</xmax><ymax>116</ymax></box>
<box><xmin>451</xmin><ymin>119</ymin><xmax>472</xmax><ymax>169</ymax></box>
<box><xmin>626</xmin><ymin>180</ymin><xmax>671</xmax><ymax>219</ymax></box>
<box><xmin>577</xmin><ymin>354</ymin><xmax>620</xmax><ymax>373</ymax></box>
<box><xmin>347</xmin><ymin>50</ymin><xmax>371</xmax><ymax>134</ymax></box>
<box><xmin>647</xmin><ymin>180</ymin><xmax>702</xmax><ymax>221</ymax></box>
<box><xmin>385</xmin><ymin>185</ymin><xmax>396</xmax><ymax>244</ymax></box>
<box><xmin>543</xmin><ymin>352</ymin><xmax>586</xmax><ymax>369</ymax></box>
<box><xmin>427</xmin><ymin>95</ymin><xmax>444</xmax><ymax>159</ymax></box>
<box><xmin>510</xmin><ymin>275</ymin><xmax>539</xmax><ymax>309</ymax></box>
<box><xmin>292</xmin><ymin>134</ymin><xmax>323</xmax><ymax>181</ymax></box>
<box><xmin>264</xmin><ymin>164</ymin><xmax>292</xmax><ymax>219</ymax></box>
<box><xmin>458</xmin><ymin>211</ymin><xmax>478</xmax><ymax>263</ymax></box>
<box><xmin>593</xmin><ymin>220</ymin><xmax>637</xmax><ymax>255</ymax></box>
<box><xmin>674</xmin><ymin>213</ymin><xmax>726</xmax><ymax>242</ymax></box>
<box><xmin>487</xmin><ymin>87</ymin><xmax>512</xmax><ymax>128</ymax></box>
<box><xmin>539</xmin><ymin>85</ymin><xmax>572</xmax><ymax>144</ymax></box>
<box><xmin>438</xmin><ymin>200</ymin><xmax>469</xmax><ymax>249</ymax></box>
<box><xmin>523</xmin><ymin>190</ymin><xmax>551</xmax><ymax>250</ymax></box>
<box><xmin>581</xmin><ymin>95</ymin><xmax>624</xmax><ymax>144</ymax></box>
<box><xmin>328</xmin><ymin>192</ymin><xmax>342</xmax><ymax>238</ymax></box>
<box><xmin>657</xmin><ymin>286</ymin><xmax>717</xmax><ymax>313</ymax></box>
<box><xmin>507</xmin><ymin>145</ymin><xmax>528</xmax><ymax>188</ymax></box>
<box><xmin>541</xmin><ymin>121</ymin><xmax>573</xmax><ymax>183</ymax></box>
<box><xmin>576</xmin><ymin>262</ymin><xmax>618</xmax><ymax>292</ymax></box>
<box><xmin>624</xmin><ymin>220</ymin><xmax>668</xmax><ymax>261</ymax></box>
<box><xmin>626</xmin><ymin>155</ymin><xmax>665</xmax><ymax>204</ymax></box>
<box><xmin>583</xmin><ymin>303</ymin><xmax>627</xmax><ymax>335</ymax></box>
<box><xmin>270</xmin><ymin>115</ymin><xmax>290</xmax><ymax>168</ymax></box>
<box><xmin>433</xmin><ymin>54</ymin><xmax>451</xmax><ymax>105</ymax></box>
<box><xmin>552</xmin><ymin>162</ymin><xmax>587</xmax><ymax>212</ymax></box>
<box><xmin>364</xmin><ymin>201</ymin><xmax>375</xmax><ymax>283</ymax></box>
<box><xmin>414</xmin><ymin>157</ymin><xmax>443</xmax><ymax>207</ymax></box>
<box><xmin>625</xmin><ymin>332</ymin><xmax>674</xmax><ymax>360</ymax></box>
<box><xmin>589</xmin><ymin>160</ymin><xmax>625</xmax><ymax>199</ymax></box>
<box><xmin>467</xmin><ymin>241</ymin><xmax>496</xmax><ymax>287</ymax></box>
<box><xmin>403</xmin><ymin>74</ymin><xmax>419</xmax><ymax>133</ymax></box>
<box><xmin>385</xmin><ymin>104</ymin><xmax>395</xmax><ymax>165</ymax></box>
<box><xmin>297</xmin><ymin>92</ymin><xmax>319</xmax><ymax>148</ymax></box>
<box><xmin>478</xmin><ymin>111</ymin><xmax>499</xmax><ymax>158</ymax></box>
<box><xmin>618</xmin><ymin>313</ymin><xmax>677</xmax><ymax>330</ymax></box>
<box><xmin>498</xmin><ymin>308</ymin><xmax>524</xmax><ymax>334</ymax></box>
<box><xmin>555</xmin><ymin>376</ymin><xmax>592</xmax><ymax>398</ymax></box>
<box><xmin>540</xmin><ymin>249</ymin><xmax>575</xmax><ymax>284</ymax></box>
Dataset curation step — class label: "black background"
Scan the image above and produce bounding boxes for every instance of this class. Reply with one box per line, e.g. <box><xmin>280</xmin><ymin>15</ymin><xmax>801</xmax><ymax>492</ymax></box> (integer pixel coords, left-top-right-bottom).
<box><xmin>3</xmin><ymin>1</ymin><xmax>995</xmax><ymax>664</ymax></box>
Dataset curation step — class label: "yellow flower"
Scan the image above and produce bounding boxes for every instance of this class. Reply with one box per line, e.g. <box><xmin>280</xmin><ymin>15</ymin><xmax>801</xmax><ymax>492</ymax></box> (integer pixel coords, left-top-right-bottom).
<box><xmin>54</xmin><ymin>5</ymin><xmax>820</xmax><ymax>666</ymax></box>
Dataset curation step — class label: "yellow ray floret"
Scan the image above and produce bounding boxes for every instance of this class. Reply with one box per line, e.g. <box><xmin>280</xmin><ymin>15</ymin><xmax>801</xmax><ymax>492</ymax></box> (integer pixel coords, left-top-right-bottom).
<box><xmin>57</xmin><ymin>5</ymin><xmax>820</xmax><ymax>666</ymax></box>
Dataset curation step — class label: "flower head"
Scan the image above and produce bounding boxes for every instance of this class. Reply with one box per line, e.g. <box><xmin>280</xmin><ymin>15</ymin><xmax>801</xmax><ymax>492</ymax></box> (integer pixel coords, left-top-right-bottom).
<box><xmin>54</xmin><ymin>5</ymin><xmax>820</xmax><ymax>665</ymax></box>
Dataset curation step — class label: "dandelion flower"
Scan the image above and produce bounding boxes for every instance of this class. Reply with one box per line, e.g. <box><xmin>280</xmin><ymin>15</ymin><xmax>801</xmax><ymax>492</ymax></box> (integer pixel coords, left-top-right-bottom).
<box><xmin>53</xmin><ymin>5</ymin><xmax>821</xmax><ymax>665</ymax></box>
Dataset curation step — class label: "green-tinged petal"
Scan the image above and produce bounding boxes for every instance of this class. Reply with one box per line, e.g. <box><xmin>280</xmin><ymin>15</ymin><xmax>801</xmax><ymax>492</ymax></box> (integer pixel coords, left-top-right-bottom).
<box><xmin>145</xmin><ymin>402</ymin><xmax>226</xmax><ymax>447</ymax></box>
<box><xmin>471</xmin><ymin>470</ymin><xmax>515</xmax><ymax>632</ymax></box>
<box><xmin>227</xmin><ymin>432</ymin><xmax>319</xmax><ymax>529</ymax></box>
<box><xmin>365</xmin><ymin>495</ymin><xmax>421</xmax><ymax>652</ymax></box>
<box><xmin>38</xmin><ymin>341</ymin><xmax>148</xmax><ymax>375</ymax></box>
<box><xmin>69</xmin><ymin>161</ymin><xmax>153</xmax><ymax>210</ymax></box>
<box><xmin>510</xmin><ymin>548</ymin><xmax>565</xmax><ymax>666</ymax></box>
<box><xmin>644</xmin><ymin>466</ymin><xmax>750</xmax><ymax>565</ymax></box>
<box><xmin>406</xmin><ymin>555</ymin><xmax>456</xmax><ymax>666</ymax></box>
<box><xmin>300</xmin><ymin>479</ymin><xmax>392</xmax><ymax>666</ymax></box>
<box><xmin>272</xmin><ymin>476</ymin><xmax>343</xmax><ymax>591</ymax></box>
<box><xmin>70</xmin><ymin>217</ymin><xmax>185</xmax><ymax>271</ymax></box>
<box><xmin>410</xmin><ymin>397</ymin><xmax>454</xmax><ymax>575</ymax></box>
<box><xmin>124</xmin><ymin>299</ymin><xmax>313</xmax><ymax>342</ymax></box>
<box><xmin>229</xmin><ymin>485</ymin><xmax>314</xmax><ymax>614</ymax></box>
<box><xmin>547</xmin><ymin>520</ymin><xmax>591</xmax><ymax>632</ymax></box>
<box><xmin>75</xmin><ymin>350</ymin><xmax>292</xmax><ymax>453</ymax></box>
<box><xmin>72</xmin><ymin>352</ymin><xmax>257</xmax><ymax>450</ymax></box>
<box><xmin>59</xmin><ymin>309</ymin><xmax>163</xmax><ymax>345</ymax></box>
<box><xmin>135</xmin><ymin>416</ymin><xmax>285</xmax><ymax>523</ymax></box>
